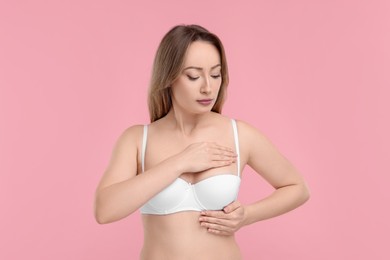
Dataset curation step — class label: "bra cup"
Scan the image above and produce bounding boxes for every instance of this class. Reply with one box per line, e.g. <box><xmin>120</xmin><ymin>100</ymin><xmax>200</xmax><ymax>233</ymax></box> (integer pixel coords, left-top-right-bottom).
<box><xmin>147</xmin><ymin>178</ymin><xmax>189</xmax><ymax>210</ymax></box>
<box><xmin>193</xmin><ymin>175</ymin><xmax>241</xmax><ymax>210</ymax></box>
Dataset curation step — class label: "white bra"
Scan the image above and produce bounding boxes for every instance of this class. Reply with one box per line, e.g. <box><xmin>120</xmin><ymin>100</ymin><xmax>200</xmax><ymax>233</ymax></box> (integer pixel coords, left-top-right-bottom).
<box><xmin>140</xmin><ymin>119</ymin><xmax>241</xmax><ymax>215</ymax></box>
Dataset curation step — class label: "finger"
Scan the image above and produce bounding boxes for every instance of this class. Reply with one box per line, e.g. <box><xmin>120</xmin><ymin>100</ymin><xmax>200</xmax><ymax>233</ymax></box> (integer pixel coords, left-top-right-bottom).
<box><xmin>210</xmin><ymin>143</ymin><xmax>236</xmax><ymax>154</ymax></box>
<box><xmin>199</xmin><ymin>216</ymin><xmax>230</xmax><ymax>226</ymax></box>
<box><xmin>201</xmin><ymin>210</ymin><xmax>229</xmax><ymax>219</ymax></box>
<box><xmin>223</xmin><ymin>201</ymin><xmax>241</xmax><ymax>214</ymax></box>
<box><xmin>205</xmin><ymin>144</ymin><xmax>236</xmax><ymax>159</ymax></box>
<box><xmin>210</xmin><ymin>150</ymin><xmax>237</xmax><ymax>160</ymax></box>
<box><xmin>200</xmin><ymin>217</ymin><xmax>240</xmax><ymax>231</ymax></box>
<box><xmin>212</xmin><ymin>154</ymin><xmax>236</xmax><ymax>162</ymax></box>
<box><xmin>200</xmin><ymin>221</ymin><xmax>231</xmax><ymax>232</ymax></box>
<box><xmin>211</xmin><ymin>142</ymin><xmax>233</xmax><ymax>150</ymax></box>
<box><xmin>211</xmin><ymin>151</ymin><xmax>237</xmax><ymax>162</ymax></box>
<box><xmin>201</xmin><ymin>221</ymin><xmax>237</xmax><ymax>236</ymax></box>
<box><xmin>210</xmin><ymin>160</ymin><xmax>234</xmax><ymax>168</ymax></box>
<box><xmin>210</xmin><ymin>152</ymin><xmax>236</xmax><ymax>159</ymax></box>
<box><xmin>207</xmin><ymin>228</ymin><xmax>232</xmax><ymax>236</ymax></box>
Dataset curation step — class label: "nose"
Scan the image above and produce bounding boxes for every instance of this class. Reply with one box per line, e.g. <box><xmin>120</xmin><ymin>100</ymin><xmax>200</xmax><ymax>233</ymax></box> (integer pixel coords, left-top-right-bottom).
<box><xmin>200</xmin><ymin>77</ymin><xmax>211</xmax><ymax>95</ymax></box>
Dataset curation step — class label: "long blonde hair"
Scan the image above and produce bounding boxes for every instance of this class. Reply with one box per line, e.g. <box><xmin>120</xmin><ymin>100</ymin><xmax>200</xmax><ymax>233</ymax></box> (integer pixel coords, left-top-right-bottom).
<box><xmin>147</xmin><ymin>24</ymin><xmax>229</xmax><ymax>122</ymax></box>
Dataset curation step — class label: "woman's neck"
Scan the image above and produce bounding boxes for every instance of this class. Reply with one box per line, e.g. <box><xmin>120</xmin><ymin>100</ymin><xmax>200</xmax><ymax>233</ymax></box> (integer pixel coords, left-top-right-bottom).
<box><xmin>165</xmin><ymin>108</ymin><xmax>213</xmax><ymax>137</ymax></box>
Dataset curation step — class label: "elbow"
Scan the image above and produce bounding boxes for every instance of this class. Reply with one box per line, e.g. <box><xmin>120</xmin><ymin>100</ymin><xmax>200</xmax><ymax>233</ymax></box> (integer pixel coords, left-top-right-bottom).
<box><xmin>93</xmin><ymin>201</ymin><xmax>136</xmax><ymax>224</ymax></box>
<box><xmin>93</xmin><ymin>190</ymin><xmax>138</xmax><ymax>224</ymax></box>
<box><xmin>95</xmin><ymin>216</ymin><xmax>106</xmax><ymax>225</ymax></box>
<box><xmin>94</xmin><ymin>205</ymin><xmax>110</xmax><ymax>225</ymax></box>
<box><xmin>93</xmin><ymin>197</ymin><xmax>113</xmax><ymax>225</ymax></box>
<box><xmin>93</xmin><ymin>190</ymin><xmax>119</xmax><ymax>224</ymax></box>
<box><xmin>300</xmin><ymin>181</ymin><xmax>311</xmax><ymax>204</ymax></box>
<box><xmin>94</xmin><ymin>209</ymin><xmax>135</xmax><ymax>225</ymax></box>
<box><xmin>94</xmin><ymin>211</ymin><xmax>110</xmax><ymax>225</ymax></box>
<box><xmin>94</xmin><ymin>207</ymin><xmax>121</xmax><ymax>224</ymax></box>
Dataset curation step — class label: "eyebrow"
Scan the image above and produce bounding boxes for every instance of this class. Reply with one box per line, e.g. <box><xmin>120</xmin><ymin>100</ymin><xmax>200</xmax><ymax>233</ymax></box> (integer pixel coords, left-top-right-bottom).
<box><xmin>183</xmin><ymin>64</ymin><xmax>221</xmax><ymax>71</ymax></box>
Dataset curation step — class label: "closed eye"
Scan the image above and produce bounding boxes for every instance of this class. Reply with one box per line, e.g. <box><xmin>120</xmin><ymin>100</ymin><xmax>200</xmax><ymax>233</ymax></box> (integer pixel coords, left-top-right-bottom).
<box><xmin>187</xmin><ymin>75</ymin><xmax>199</xmax><ymax>81</ymax></box>
<box><xmin>211</xmin><ymin>74</ymin><xmax>221</xmax><ymax>79</ymax></box>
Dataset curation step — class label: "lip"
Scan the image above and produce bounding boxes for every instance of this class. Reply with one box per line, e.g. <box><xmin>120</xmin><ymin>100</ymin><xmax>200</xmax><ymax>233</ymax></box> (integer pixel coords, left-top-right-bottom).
<box><xmin>196</xmin><ymin>99</ymin><xmax>214</xmax><ymax>106</ymax></box>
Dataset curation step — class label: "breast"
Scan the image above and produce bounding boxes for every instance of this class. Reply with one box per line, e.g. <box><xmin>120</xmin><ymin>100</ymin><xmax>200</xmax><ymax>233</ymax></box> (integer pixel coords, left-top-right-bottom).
<box><xmin>193</xmin><ymin>174</ymin><xmax>241</xmax><ymax>210</ymax></box>
<box><xmin>146</xmin><ymin>178</ymin><xmax>189</xmax><ymax>211</ymax></box>
<box><xmin>140</xmin><ymin>174</ymin><xmax>241</xmax><ymax>215</ymax></box>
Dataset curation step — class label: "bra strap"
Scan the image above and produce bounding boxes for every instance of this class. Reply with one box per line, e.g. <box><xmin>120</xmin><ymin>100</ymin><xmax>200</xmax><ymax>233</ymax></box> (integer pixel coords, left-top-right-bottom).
<box><xmin>231</xmin><ymin>119</ymin><xmax>241</xmax><ymax>177</ymax></box>
<box><xmin>141</xmin><ymin>125</ymin><xmax>148</xmax><ymax>173</ymax></box>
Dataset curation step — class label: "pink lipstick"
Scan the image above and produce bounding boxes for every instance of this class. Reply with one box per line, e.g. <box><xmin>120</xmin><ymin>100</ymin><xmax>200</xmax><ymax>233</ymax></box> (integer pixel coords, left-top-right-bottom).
<box><xmin>196</xmin><ymin>99</ymin><xmax>213</xmax><ymax>106</ymax></box>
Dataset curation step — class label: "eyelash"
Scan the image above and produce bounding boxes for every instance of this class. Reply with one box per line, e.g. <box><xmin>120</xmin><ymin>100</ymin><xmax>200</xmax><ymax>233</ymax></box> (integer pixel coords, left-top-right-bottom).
<box><xmin>187</xmin><ymin>75</ymin><xmax>221</xmax><ymax>81</ymax></box>
<box><xmin>187</xmin><ymin>75</ymin><xmax>199</xmax><ymax>81</ymax></box>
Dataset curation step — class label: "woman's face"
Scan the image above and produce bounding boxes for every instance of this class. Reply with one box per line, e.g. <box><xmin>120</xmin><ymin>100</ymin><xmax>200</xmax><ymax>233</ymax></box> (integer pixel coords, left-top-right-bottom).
<box><xmin>171</xmin><ymin>41</ymin><xmax>222</xmax><ymax>115</ymax></box>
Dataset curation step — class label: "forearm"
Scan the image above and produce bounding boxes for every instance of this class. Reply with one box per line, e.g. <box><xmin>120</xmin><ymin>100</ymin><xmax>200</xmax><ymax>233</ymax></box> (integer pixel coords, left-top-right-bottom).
<box><xmin>94</xmin><ymin>156</ymin><xmax>182</xmax><ymax>224</ymax></box>
<box><xmin>243</xmin><ymin>182</ymin><xmax>310</xmax><ymax>226</ymax></box>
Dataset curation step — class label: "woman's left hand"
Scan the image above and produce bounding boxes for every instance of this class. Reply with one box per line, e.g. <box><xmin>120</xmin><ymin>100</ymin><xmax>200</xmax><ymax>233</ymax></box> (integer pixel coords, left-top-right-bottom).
<box><xmin>199</xmin><ymin>201</ymin><xmax>247</xmax><ymax>236</ymax></box>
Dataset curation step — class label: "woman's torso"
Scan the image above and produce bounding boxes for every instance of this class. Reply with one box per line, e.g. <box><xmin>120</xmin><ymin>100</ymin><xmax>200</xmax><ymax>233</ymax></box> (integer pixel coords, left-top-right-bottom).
<box><xmin>138</xmin><ymin>113</ymin><xmax>244</xmax><ymax>259</ymax></box>
<box><xmin>141</xmin><ymin>212</ymin><xmax>241</xmax><ymax>259</ymax></box>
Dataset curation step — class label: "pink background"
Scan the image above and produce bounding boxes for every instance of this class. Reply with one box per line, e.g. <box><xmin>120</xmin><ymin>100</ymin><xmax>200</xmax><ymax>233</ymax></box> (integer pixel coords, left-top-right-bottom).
<box><xmin>1</xmin><ymin>0</ymin><xmax>389</xmax><ymax>259</ymax></box>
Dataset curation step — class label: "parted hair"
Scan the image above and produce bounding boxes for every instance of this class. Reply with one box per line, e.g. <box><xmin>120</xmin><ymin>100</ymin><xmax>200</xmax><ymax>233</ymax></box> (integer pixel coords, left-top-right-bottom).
<box><xmin>147</xmin><ymin>24</ymin><xmax>229</xmax><ymax>122</ymax></box>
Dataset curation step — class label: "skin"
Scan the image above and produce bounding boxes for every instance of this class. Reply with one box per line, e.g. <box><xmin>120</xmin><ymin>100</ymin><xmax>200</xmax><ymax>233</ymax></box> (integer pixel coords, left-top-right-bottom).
<box><xmin>94</xmin><ymin>41</ymin><xmax>310</xmax><ymax>259</ymax></box>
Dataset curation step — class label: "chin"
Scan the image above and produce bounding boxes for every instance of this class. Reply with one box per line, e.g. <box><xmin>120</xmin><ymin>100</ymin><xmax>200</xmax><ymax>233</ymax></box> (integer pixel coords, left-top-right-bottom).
<box><xmin>190</xmin><ymin>108</ymin><xmax>213</xmax><ymax>115</ymax></box>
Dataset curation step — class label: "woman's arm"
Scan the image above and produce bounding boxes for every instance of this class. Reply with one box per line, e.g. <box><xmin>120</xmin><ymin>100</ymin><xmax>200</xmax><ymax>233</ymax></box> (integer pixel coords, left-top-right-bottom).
<box><xmin>199</xmin><ymin>120</ymin><xmax>310</xmax><ymax>235</ymax></box>
<box><xmin>93</xmin><ymin>125</ymin><xmax>181</xmax><ymax>224</ymax></box>
<box><xmin>240</xmin><ymin>120</ymin><xmax>310</xmax><ymax>225</ymax></box>
<box><xmin>94</xmin><ymin>125</ymin><xmax>237</xmax><ymax>224</ymax></box>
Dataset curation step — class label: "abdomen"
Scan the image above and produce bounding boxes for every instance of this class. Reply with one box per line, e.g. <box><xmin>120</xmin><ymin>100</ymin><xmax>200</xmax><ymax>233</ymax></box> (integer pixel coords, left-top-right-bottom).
<box><xmin>141</xmin><ymin>212</ymin><xmax>242</xmax><ymax>260</ymax></box>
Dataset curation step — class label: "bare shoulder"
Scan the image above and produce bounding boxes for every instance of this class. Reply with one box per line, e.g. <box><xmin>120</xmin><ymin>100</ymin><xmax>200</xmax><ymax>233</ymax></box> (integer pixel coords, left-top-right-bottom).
<box><xmin>235</xmin><ymin>119</ymin><xmax>270</xmax><ymax>144</ymax></box>
<box><xmin>234</xmin><ymin>119</ymin><xmax>281</xmax><ymax>164</ymax></box>
<box><xmin>96</xmin><ymin>124</ymin><xmax>145</xmax><ymax>191</ymax></box>
<box><xmin>209</xmin><ymin>112</ymin><xmax>236</xmax><ymax>126</ymax></box>
<box><xmin>108</xmin><ymin>124</ymin><xmax>145</xmax><ymax>158</ymax></box>
<box><xmin>111</xmin><ymin>124</ymin><xmax>146</xmax><ymax>168</ymax></box>
<box><xmin>118</xmin><ymin>124</ymin><xmax>145</xmax><ymax>144</ymax></box>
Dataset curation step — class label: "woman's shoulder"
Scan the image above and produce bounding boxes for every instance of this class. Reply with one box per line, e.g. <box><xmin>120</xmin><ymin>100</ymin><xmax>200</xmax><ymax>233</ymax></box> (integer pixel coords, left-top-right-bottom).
<box><xmin>235</xmin><ymin>119</ymin><xmax>280</xmax><ymax>158</ymax></box>
<box><xmin>209</xmin><ymin>112</ymin><xmax>238</xmax><ymax>124</ymax></box>
<box><xmin>209</xmin><ymin>113</ymin><xmax>263</xmax><ymax>132</ymax></box>
<box><xmin>122</xmin><ymin>124</ymin><xmax>145</xmax><ymax>134</ymax></box>
<box><xmin>232</xmin><ymin>118</ymin><xmax>270</xmax><ymax>142</ymax></box>
<box><xmin>115</xmin><ymin>124</ymin><xmax>146</xmax><ymax>145</ymax></box>
<box><xmin>219</xmin><ymin>115</ymin><xmax>253</xmax><ymax>130</ymax></box>
<box><xmin>233</xmin><ymin>118</ymin><xmax>254</xmax><ymax>131</ymax></box>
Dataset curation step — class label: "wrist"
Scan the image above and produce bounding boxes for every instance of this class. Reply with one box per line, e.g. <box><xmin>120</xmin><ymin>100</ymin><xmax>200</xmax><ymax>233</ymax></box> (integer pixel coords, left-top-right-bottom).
<box><xmin>166</xmin><ymin>153</ymin><xmax>186</xmax><ymax>176</ymax></box>
<box><xmin>242</xmin><ymin>205</ymin><xmax>252</xmax><ymax>227</ymax></box>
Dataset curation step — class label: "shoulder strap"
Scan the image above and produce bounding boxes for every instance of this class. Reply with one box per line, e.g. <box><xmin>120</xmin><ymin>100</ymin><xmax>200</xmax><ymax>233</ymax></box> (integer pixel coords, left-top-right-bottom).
<box><xmin>231</xmin><ymin>119</ymin><xmax>241</xmax><ymax>177</ymax></box>
<box><xmin>141</xmin><ymin>125</ymin><xmax>148</xmax><ymax>173</ymax></box>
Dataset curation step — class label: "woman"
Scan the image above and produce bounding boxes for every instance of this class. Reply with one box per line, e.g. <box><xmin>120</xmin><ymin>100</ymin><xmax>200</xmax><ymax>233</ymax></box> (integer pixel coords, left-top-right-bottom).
<box><xmin>94</xmin><ymin>24</ymin><xmax>310</xmax><ymax>259</ymax></box>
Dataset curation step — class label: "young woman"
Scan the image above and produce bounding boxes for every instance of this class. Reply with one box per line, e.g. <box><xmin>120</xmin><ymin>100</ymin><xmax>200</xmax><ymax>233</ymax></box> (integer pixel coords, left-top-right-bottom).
<box><xmin>94</xmin><ymin>24</ymin><xmax>310</xmax><ymax>260</ymax></box>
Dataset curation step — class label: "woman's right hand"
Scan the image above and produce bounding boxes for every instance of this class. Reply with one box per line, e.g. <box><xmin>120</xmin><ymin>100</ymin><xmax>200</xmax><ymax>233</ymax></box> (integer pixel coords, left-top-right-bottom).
<box><xmin>175</xmin><ymin>142</ymin><xmax>237</xmax><ymax>173</ymax></box>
